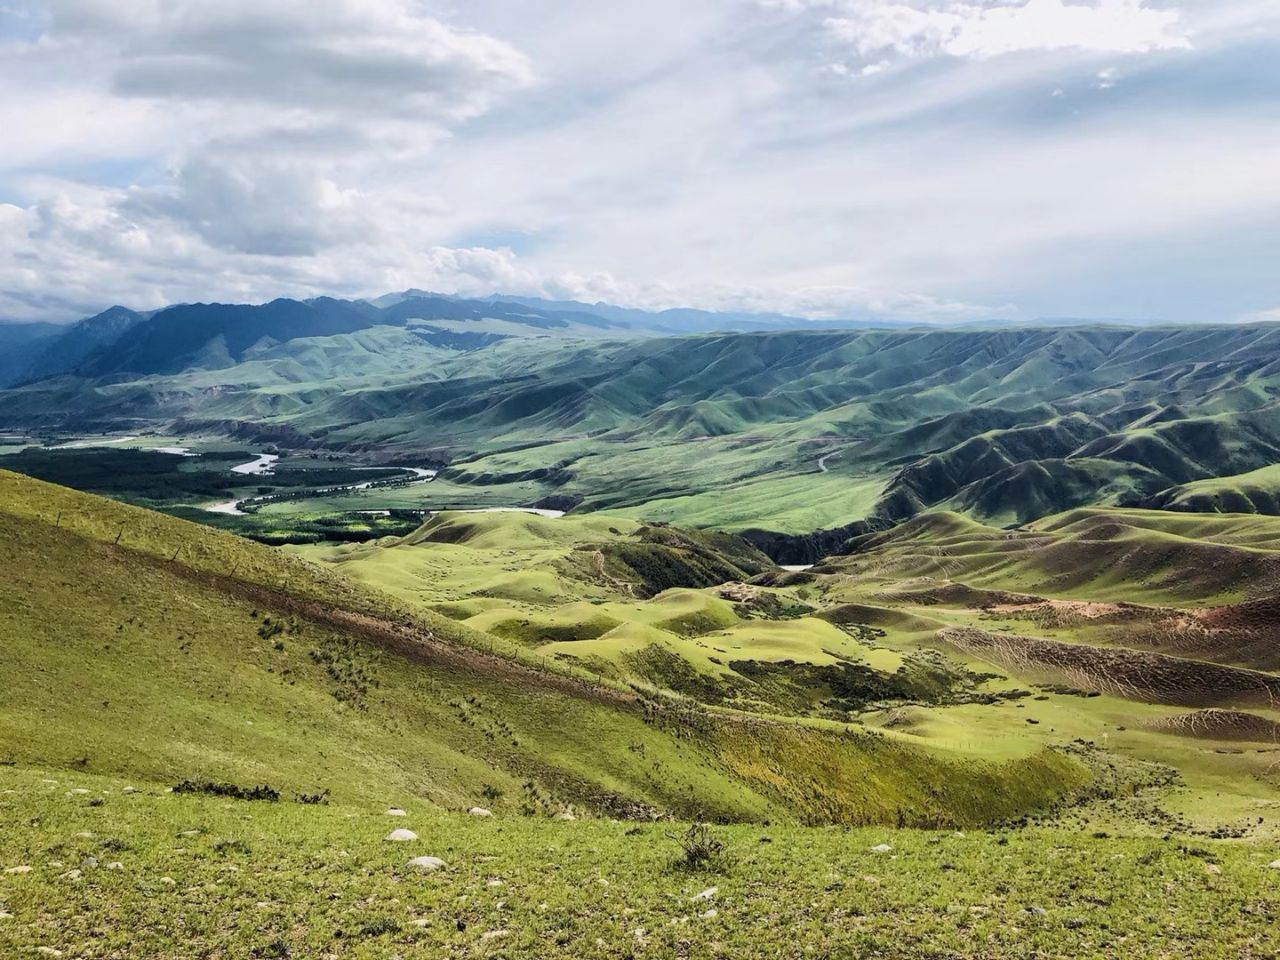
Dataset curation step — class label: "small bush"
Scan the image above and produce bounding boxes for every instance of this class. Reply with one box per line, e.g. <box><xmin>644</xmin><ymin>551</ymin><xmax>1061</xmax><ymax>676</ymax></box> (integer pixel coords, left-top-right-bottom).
<box><xmin>668</xmin><ymin>820</ymin><xmax>726</xmax><ymax>871</ymax></box>
<box><xmin>173</xmin><ymin>780</ymin><xmax>280</xmax><ymax>802</ymax></box>
<box><xmin>293</xmin><ymin>790</ymin><xmax>330</xmax><ymax>805</ymax></box>
<box><xmin>358</xmin><ymin>918</ymin><xmax>401</xmax><ymax>937</ymax></box>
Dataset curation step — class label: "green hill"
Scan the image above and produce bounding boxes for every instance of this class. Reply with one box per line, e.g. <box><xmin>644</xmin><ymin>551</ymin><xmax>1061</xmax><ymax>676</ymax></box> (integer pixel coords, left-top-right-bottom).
<box><xmin>0</xmin><ymin>470</ymin><xmax>1087</xmax><ymax>827</ymax></box>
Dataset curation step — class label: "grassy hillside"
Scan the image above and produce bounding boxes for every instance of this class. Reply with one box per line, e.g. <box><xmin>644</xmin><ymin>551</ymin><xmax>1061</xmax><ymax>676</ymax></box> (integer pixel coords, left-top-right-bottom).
<box><xmin>7</xmin><ymin>764</ymin><xmax>1280</xmax><ymax>959</ymax></box>
<box><xmin>8</xmin><ymin>325</ymin><xmax>1280</xmax><ymax>536</ymax></box>
<box><xmin>0</xmin><ymin>470</ymin><xmax>1089</xmax><ymax>828</ymax></box>
<box><xmin>299</xmin><ymin>500</ymin><xmax>1280</xmax><ymax>837</ymax></box>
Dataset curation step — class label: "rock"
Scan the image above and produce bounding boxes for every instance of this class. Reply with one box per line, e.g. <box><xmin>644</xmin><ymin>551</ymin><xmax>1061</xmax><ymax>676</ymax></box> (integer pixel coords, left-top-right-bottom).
<box><xmin>487</xmin><ymin>878</ymin><xmax>505</xmax><ymax>887</ymax></box>
<box><xmin>385</xmin><ymin>829</ymin><xmax>418</xmax><ymax>842</ymax></box>
<box><xmin>158</xmin><ymin>876</ymin><xmax>177</xmax><ymax>887</ymax></box>
<box><xmin>467</xmin><ymin>807</ymin><xmax>493</xmax><ymax>818</ymax></box>
<box><xmin>74</xmin><ymin>832</ymin><xmax>94</xmax><ymax>839</ymax></box>
<box><xmin>1204</xmin><ymin>863</ymin><xmax>1221</xmax><ymax>875</ymax></box>
<box><xmin>36</xmin><ymin>948</ymin><xmax>63</xmax><ymax>957</ymax></box>
<box><xmin>870</xmin><ymin>843</ymin><xmax>893</xmax><ymax>854</ymax></box>
<box><xmin>385</xmin><ymin>808</ymin><xmax>407</xmax><ymax>817</ymax></box>
<box><xmin>1267</xmin><ymin>859</ymin><xmax>1280</xmax><ymax>870</ymax></box>
<box><xmin>122</xmin><ymin>786</ymin><xmax>137</xmax><ymax>795</ymax></box>
<box><xmin>411</xmin><ymin>918</ymin><xmax>431</xmax><ymax>928</ymax></box>
<box><xmin>1025</xmin><ymin>906</ymin><xmax>1047</xmax><ymax>917</ymax></box>
<box><xmin>407</xmin><ymin>856</ymin><xmax>446</xmax><ymax>871</ymax></box>
<box><xmin>700</xmin><ymin>908</ymin><xmax>718</xmax><ymax>919</ymax></box>
<box><xmin>1065</xmin><ymin>918</ymin><xmax>1086</xmax><ymax>929</ymax></box>
<box><xmin>4</xmin><ymin>865</ymin><xmax>32</xmax><ymax>874</ymax></box>
<box><xmin>65</xmin><ymin>789</ymin><xmax>89</xmax><ymax>796</ymax></box>
<box><xmin>557</xmin><ymin>812</ymin><xmax>577</xmax><ymax>821</ymax></box>
<box><xmin>106</xmin><ymin>862</ymin><xmax>123</xmax><ymax>871</ymax></box>
<box><xmin>0</xmin><ymin>911</ymin><xmax>13</xmax><ymax>920</ymax></box>
<box><xmin>60</xmin><ymin>869</ymin><xmax>82</xmax><ymax>881</ymax></box>
<box><xmin>693</xmin><ymin>886</ymin><xmax>718</xmax><ymax>901</ymax></box>
<box><xmin>82</xmin><ymin>857</ymin><xmax>98</xmax><ymax>870</ymax></box>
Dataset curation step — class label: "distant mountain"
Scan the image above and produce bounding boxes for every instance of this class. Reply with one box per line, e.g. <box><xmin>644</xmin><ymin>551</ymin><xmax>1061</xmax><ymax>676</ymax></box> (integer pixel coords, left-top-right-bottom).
<box><xmin>0</xmin><ymin>321</ymin><xmax>65</xmax><ymax>388</ymax></box>
<box><xmin>7</xmin><ymin>291</ymin><xmax>868</xmax><ymax>383</ymax></box>
<box><xmin>4</xmin><ymin>306</ymin><xmax>148</xmax><ymax>387</ymax></box>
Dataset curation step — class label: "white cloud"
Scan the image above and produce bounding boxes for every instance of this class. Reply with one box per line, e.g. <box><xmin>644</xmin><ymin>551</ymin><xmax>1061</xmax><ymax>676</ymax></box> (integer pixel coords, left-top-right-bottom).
<box><xmin>46</xmin><ymin>0</ymin><xmax>533</xmax><ymax>122</ymax></box>
<box><xmin>3</xmin><ymin>0</ymin><xmax>1280</xmax><ymax>325</ymax></box>
<box><xmin>796</xmin><ymin>0</ymin><xmax>1193</xmax><ymax>61</ymax></box>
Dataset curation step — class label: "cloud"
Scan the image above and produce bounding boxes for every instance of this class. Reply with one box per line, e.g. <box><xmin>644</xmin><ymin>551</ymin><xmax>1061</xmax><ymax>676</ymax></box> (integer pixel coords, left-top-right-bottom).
<box><xmin>125</xmin><ymin>154</ymin><xmax>374</xmax><ymax>256</ymax></box>
<box><xmin>788</xmin><ymin>0</ymin><xmax>1192</xmax><ymax>62</ymax></box>
<box><xmin>3</xmin><ymin>0</ymin><xmax>1280</xmax><ymax>326</ymax></box>
<box><xmin>46</xmin><ymin>0</ymin><xmax>533</xmax><ymax>122</ymax></box>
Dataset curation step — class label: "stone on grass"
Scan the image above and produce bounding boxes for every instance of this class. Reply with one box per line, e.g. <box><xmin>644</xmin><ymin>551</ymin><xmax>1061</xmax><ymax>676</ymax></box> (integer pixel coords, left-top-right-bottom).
<box><xmin>468</xmin><ymin>807</ymin><xmax>493</xmax><ymax>818</ymax></box>
<box><xmin>106</xmin><ymin>862</ymin><xmax>123</xmax><ymax>871</ymax></box>
<box><xmin>385</xmin><ymin>829</ymin><xmax>418</xmax><ymax>842</ymax></box>
<box><xmin>693</xmin><ymin>886</ymin><xmax>718</xmax><ymax>901</ymax></box>
<box><xmin>4</xmin><ymin>865</ymin><xmax>32</xmax><ymax>875</ymax></box>
<box><xmin>122</xmin><ymin>786</ymin><xmax>137</xmax><ymax>795</ymax></box>
<box><xmin>385</xmin><ymin>808</ymin><xmax>407</xmax><ymax>817</ymax></box>
<box><xmin>1268</xmin><ymin>860</ymin><xmax>1280</xmax><ymax>870</ymax></box>
<box><xmin>700</xmin><ymin>908</ymin><xmax>718</xmax><ymax>919</ymax></box>
<box><xmin>0</xmin><ymin>911</ymin><xmax>14</xmax><ymax>920</ymax></box>
<box><xmin>870</xmin><ymin>843</ymin><xmax>892</xmax><ymax>854</ymax></box>
<box><xmin>407</xmin><ymin>856</ymin><xmax>446</xmax><ymax>871</ymax></box>
<box><xmin>158</xmin><ymin>876</ymin><xmax>176</xmax><ymax>887</ymax></box>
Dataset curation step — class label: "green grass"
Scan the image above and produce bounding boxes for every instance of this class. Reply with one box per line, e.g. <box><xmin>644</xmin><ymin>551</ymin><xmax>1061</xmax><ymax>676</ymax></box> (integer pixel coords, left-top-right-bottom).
<box><xmin>3</xmin><ymin>763</ymin><xmax>1278</xmax><ymax>959</ymax></box>
<box><xmin>1</xmin><ymin>471</ymin><xmax>1092</xmax><ymax>831</ymax></box>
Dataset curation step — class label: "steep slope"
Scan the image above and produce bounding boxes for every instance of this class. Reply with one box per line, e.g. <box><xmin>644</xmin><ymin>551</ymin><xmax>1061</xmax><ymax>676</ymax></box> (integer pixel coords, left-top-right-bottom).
<box><xmin>0</xmin><ymin>471</ymin><xmax>1088</xmax><ymax>826</ymax></box>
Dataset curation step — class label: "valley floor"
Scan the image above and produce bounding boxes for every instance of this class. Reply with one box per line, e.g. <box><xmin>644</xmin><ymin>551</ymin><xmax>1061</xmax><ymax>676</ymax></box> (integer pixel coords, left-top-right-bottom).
<box><xmin>2</xmin><ymin>765</ymin><xmax>1278</xmax><ymax>960</ymax></box>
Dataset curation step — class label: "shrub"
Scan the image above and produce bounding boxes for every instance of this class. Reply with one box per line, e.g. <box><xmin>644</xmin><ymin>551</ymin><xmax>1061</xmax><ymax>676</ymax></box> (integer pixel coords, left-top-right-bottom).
<box><xmin>668</xmin><ymin>819</ymin><xmax>726</xmax><ymax>871</ymax></box>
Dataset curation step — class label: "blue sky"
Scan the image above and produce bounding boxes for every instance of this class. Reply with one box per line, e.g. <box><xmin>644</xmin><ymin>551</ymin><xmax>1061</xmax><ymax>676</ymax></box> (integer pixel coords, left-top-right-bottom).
<box><xmin>1</xmin><ymin>0</ymin><xmax>1278</xmax><ymax>323</ymax></box>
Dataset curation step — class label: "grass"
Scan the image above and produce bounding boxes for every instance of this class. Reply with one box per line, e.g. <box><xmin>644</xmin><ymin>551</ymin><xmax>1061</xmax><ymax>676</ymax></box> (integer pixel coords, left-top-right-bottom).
<box><xmin>2</xmin><ymin>763</ymin><xmax>1279</xmax><ymax>959</ymax></box>
<box><xmin>1</xmin><ymin>470</ymin><xmax>1092</xmax><ymax>831</ymax></box>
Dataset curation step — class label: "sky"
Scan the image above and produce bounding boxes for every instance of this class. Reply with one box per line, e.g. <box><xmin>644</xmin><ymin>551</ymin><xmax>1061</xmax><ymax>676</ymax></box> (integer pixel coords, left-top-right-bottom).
<box><xmin>1</xmin><ymin>0</ymin><xmax>1279</xmax><ymax>324</ymax></box>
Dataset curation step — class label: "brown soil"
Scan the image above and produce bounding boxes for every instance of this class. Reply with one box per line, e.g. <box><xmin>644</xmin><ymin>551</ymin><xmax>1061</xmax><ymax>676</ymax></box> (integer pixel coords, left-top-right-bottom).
<box><xmin>1146</xmin><ymin>708</ymin><xmax>1280</xmax><ymax>742</ymax></box>
<box><xmin>940</xmin><ymin>626</ymin><xmax>1280</xmax><ymax>708</ymax></box>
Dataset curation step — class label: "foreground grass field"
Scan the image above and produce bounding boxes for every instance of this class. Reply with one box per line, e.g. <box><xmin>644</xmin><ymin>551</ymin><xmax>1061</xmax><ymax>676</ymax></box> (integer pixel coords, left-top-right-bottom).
<box><xmin>2</xmin><ymin>765</ymin><xmax>1279</xmax><ymax>959</ymax></box>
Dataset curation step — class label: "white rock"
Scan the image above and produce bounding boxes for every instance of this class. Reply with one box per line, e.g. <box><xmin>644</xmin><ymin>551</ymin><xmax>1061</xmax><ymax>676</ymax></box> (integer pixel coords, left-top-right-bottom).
<box><xmin>4</xmin><ymin>865</ymin><xmax>32</xmax><ymax>874</ymax></box>
<box><xmin>467</xmin><ymin>807</ymin><xmax>493</xmax><ymax>818</ymax></box>
<box><xmin>385</xmin><ymin>808</ymin><xmax>407</xmax><ymax>817</ymax></box>
<box><xmin>700</xmin><ymin>908</ymin><xmax>718</xmax><ymax>919</ymax></box>
<box><xmin>693</xmin><ymin>886</ymin><xmax>718</xmax><ymax>901</ymax></box>
<box><xmin>1268</xmin><ymin>860</ymin><xmax>1280</xmax><ymax>870</ymax></box>
<box><xmin>411</xmin><ymin>918</ymin><xmax>431</xmax><ymax>927</ymax></box>
<box><xmin>106</xmin><ymin>862</ymin><xmax>123</xmax><ymax>871</ymax></box>
<box><xmin>158</xmin><ymin>876</ymin><xmax>177</xmax><ymax>886</ymax></box>
<box><xmin>0</xmin><ymin>911</ymin><xmax>14</xmax><ymax>920</ymax></box>
<box><xmin>74</xmin><ymin>832</ymin><xmax>94</xmax><ymax>839</ymax></box>
<box><xmin>386</xmin><ymin>829</ymin><xmax>418</xmax><ymax>842</ymax></box>
<box><xmin>487</xmin><ymin>878</ymin><xmax>505</xmax><ymax>887</ymax></box>
<box><xmin>36</xmin><ymin>948</ymin><xmax>63</xmax><ymax>957</ymax></box>
<box><xmin>871</xmin><ymin>843</ymin><xmax>893</xmax><ymax>854</ymax></box>
<box><xmin>557</xmin><ymin>811</ymin><xmax>577</xmax><ymax>821</ymax></box>
<box><xmin>1204</xmin><ymin>863</ymin><xmax>1221</xmax><ymax>876</ymax></box>
<box><xmin>60</xmin><ymin>869</ymin><xmax>82</xmax><ymax>881</ymax></box>
<box><xmin>407</xmin><ymin>856</ymin><xmax>446</xmax><ymax>871</ymax></box>
<box><xmin>122</xmin><ymin>787</ymin><xmax>137</xmax><ymax>795</ymax></box>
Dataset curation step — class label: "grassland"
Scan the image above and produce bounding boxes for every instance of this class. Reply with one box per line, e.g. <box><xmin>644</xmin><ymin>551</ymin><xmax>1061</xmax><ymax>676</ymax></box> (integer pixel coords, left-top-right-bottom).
<box><xmin>291</xmin><ymin>501</ymin><xmax>1280</xmax><ymax>837</ymax></box>
<box><xmin>11</xmin><ymin>325</ymin><xmax>1280</xmax><ymax>537</ymax></box>
<box><xmin>0</xmin><ymin>470</ymin><xmax>1092</xmax><ymax>828</ymax></box>
<box><xmin>7</xmin><ymin>764</ymin><xmax>1280</xmax><ymax>959</ymax></box>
